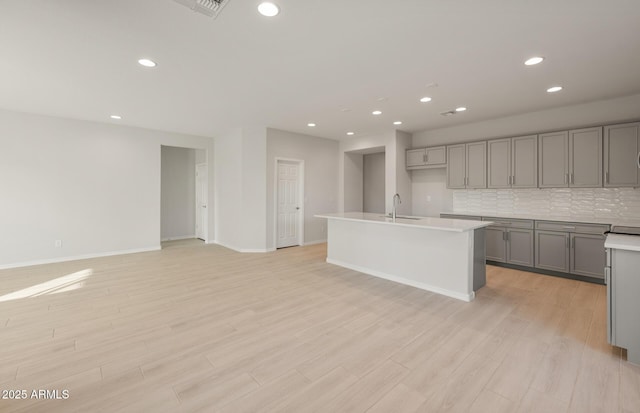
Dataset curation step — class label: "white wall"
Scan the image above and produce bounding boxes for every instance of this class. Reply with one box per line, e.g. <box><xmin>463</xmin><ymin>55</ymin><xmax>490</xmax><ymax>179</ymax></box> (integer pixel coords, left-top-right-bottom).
<box><xmin>161</xmin><ymin>146</ymin><xmax>196</xmax><ymax>241</ymax></box>
<box><xmin>394</xmin><ymin>130</ymin><xmax>413</xmax><ymax>215</ymax></box>
<box><xmin>343</xmin><ymin>152</ymin><xmax>364</xmax><ymax>212</ymax></box>
<box><xmin>363</xmin><ymin>152</ymin><xmax>385</xmax><ymax>214</ymax></box>
<box><xmin>266</xmin><ymin>128</ymin><xmax>339</xmax><ymax>248</ymax></box>
<box><xmin>410</xmin><ymin>94</ymin><xmax>640</xmax><ymax>216</ymax></box>
<box><xmin>411</xmin><ymin>168</ymin><xmax>453</xmax><ymax>217</ymax></box>
<box><xmin>214</xmin><ymin>127</ymin><xmax>268</xmax><ymax>252</ymax></box>
<box><xmin>339</xmin><ymin>131</ymin><xmax>414</xmax><ymax>215</ymax></box>
<box><xmin>413</xmin><ymin>93</ymin><xmax>640</xmax><ymax>147</ymax></box>
<box><xmin>0</xmin><ymin>109</ymin><xmax>215</xmax><ymax>269</ymax></box>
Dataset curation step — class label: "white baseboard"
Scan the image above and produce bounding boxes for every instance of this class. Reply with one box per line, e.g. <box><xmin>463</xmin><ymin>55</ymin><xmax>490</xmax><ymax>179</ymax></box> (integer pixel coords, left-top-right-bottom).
<box><xmin>302</xmin><ymin>239</ymin><xmax>327</xmax><ymax>246</ymax></box>
<box><xmin>326</xmin><ymin>258</ymin><xmax>474</xmax><ymax>302</ymax></box>
<box><xmin>0</xmin><ymin>246</ymin><xmax>162</xmax><ymax>270</ymax></box>
<box><xmin>161</xmin><ymin>235</ymin><xmax>196</xmax><ymax>242</ymax></box>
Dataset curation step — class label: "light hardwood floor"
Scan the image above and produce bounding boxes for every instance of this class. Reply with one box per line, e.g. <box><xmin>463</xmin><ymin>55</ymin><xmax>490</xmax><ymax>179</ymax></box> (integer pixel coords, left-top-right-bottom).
<box><xmin>0</xmin><ymin>241</ymin><xmax>638</xmax><ymax>412</ymax></box>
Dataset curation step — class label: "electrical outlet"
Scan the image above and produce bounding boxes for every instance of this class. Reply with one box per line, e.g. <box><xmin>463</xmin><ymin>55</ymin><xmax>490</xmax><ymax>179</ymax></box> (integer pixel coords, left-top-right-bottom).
<box><xmin>54</xmin><ymin>240</ymin><xmax>62</xmax><ymax>248</ymax></box>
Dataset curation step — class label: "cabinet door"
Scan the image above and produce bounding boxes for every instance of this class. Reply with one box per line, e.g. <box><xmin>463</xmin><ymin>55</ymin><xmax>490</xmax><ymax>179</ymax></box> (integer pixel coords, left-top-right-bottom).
<box><xmin>570</xmin><ymin>233</ymin><xmax>606</xmax><ymax>278</ymax></box>
<box><xmin>487</xmin><ymin>138</ymin><xmax>511</xmax><ymax>188</ymax></box>
<box><xmin>535</xmin><ymin>230</ymin><xmax>569</xmax><ymax>272</ymax></box>
<box><xmin>512</xmin><ymin>135</ymin><xmax>538</xmax><ymax>188</ymax></box>
<box><xmin>569</xmin><ymin>127</ymin><xmax>602</xmax><ymax>187</ymax></box>
<box><xmin>406</xmin><ymin>149</ymin><xmax>426</xmax><ymax>168</ymax></box>
<box><xmin>539</xmin><ymin>131</ymin><xmax>569</xmax><ymax>188</ymax></box>
<box><xmin>425</xmin><ymin>146</ymin><xmax>446</xmax><ymax>165</ymax></box>
<box><xmin>604</xmin><ymin>123</ymin><xmax>640</xmax><ymax>187</ymax></box>
<box><xmin>485</xmin><ymin>227</ymin><xmax>507</xmax><ymax>262</ymax></box>
<box><xmin>446</xmin><ymin>144</ymin><xmax>466</xmax><ymax>189</ymax></box>
<box><xmin>507</xmin><ymin>229</ymin><xmax>534</xmax><ymax>267</ymax></box>
<box><xmin>466</xmin><ymin>141</ymin><xmax>487</xmax><ymax>189</ymax></box>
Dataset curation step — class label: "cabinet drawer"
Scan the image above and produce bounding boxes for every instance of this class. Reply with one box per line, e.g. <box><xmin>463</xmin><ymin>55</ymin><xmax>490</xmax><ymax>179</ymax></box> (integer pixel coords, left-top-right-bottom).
<box><xmin>483</xmin><ymin>217</ymin><xmax>534</xmax><ymax>229</ymax></box>
<box><xmin>535</xmin><ymin>221</ymin><xmax>610</xmax><ymax>234</ymax></box>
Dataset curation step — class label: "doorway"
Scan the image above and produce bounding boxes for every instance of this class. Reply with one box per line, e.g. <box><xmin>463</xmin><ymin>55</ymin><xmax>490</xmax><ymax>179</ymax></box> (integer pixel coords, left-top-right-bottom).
<box><xmin>275</xmin><ymin>159</ymin><xmax>304</xmax><ymax>248</ymax></box>
<box><xmin>195</xmin><ymin>163</ymin><xmax>208</xmax><ymax>241</ymax></box>
<box><xmin>160</xmin><ymin>146</ymin><xmax>207</xmax><ymax>245</ymax></box>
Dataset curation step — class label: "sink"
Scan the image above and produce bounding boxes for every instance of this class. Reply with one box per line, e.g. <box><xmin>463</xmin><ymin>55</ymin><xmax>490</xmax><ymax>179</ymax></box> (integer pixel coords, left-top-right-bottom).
<box><xmin>380</xmin><ymin>215</ymin><xmax>421</xmax><ymax>220</ymax></box>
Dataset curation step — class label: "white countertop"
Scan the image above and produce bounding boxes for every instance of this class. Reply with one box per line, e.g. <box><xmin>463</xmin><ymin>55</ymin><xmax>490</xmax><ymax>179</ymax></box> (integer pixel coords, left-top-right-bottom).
<box><xmin>441</xmin><ymin>211</ymin><xmax>640</xmax><ymax>228</ymax></box>
<box><xmin>315</xmin><ymin>212</ymin><xmax>492</xmax><ymax>232</ymax></box>
<box><xmin>605</xmin><ymin>234</ymin><xmax>640</xmax><ymax>252</ymax></box>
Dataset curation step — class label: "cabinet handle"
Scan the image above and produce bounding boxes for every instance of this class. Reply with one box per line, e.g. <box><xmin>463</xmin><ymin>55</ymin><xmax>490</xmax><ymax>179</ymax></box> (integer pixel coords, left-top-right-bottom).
<box><xmin>605</xmin><ymin>171</ymin><xmax>609</xmax><ymax>184</ymax></box>
<box><xmin>571</xmin><ymin>237</ymin><xmax>574</xmax><ymax>249</ymax></box>
<box><xmin>423</xmin><ymin>154</ymin><xmax>427</xmax><ymax>163</ymax></box>
<box><xmin>570</xmin><ymin>173</ymin><xmax>574</xmax><ymax>184</ymax></box>
<box><xmin>566</xmin><ymin>236</ymin><xmax>570</xmax><ymax>248</ymax></box>
<box><xmin>502</xmin><ymin>231</ymin><xmax>507</xmax><ymax>241</ymax></box>
<box><xmin>564</xmin><ymin>173</ymin><xmax>568</xmax><ymax>184</ymax></box>
<box><xmin>511</xmin><ymin>175</ymin><xmax>515</xmax><ymax>185</ymax></box>
<box><xmin>563</xmin><ymin>226</ymin><xmax>576</xmax><ymax>229</ymax></box>
<box><xmin>637</xmin><ymin>152</ymin><xmax>640</xmax><ymax>169</ymax></box>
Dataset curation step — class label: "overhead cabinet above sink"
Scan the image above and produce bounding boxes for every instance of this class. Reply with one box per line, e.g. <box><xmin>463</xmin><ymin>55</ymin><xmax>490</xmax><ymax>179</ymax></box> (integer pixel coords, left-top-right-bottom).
<box><xmin>406</xmin><ymin>146</ymin><xmax>446</xmax><ymax>169</ymax></box>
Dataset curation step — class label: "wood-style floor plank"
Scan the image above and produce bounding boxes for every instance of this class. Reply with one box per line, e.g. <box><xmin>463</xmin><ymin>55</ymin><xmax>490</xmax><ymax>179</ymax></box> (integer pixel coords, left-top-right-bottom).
<box><xmin>0</xmin><ymin>240</ymin><xmax>637</xmax><ymax>412</ymax></box>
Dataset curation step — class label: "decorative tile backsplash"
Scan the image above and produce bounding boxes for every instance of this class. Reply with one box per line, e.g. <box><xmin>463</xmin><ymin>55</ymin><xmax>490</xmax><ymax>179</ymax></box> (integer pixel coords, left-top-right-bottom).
<box><xmin>452</xmin><ymin>188</ymin><xmax>640</xmax><ymax>219</ymax></box>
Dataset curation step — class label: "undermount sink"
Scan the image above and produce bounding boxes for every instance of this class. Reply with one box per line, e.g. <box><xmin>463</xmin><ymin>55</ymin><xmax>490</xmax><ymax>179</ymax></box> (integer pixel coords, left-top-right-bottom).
<box><xmin>380</xmin><ymin>214</ymin><xmax>421</xmax><ymax>220</ymax></box>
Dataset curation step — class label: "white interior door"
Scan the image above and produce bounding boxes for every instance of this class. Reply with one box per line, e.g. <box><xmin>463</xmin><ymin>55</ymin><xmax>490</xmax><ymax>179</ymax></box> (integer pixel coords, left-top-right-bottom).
<box><xmin>195</xmin><ymin>163</ymin><xmax>207</xmax><ymax>241</ymax></box>
<box><xmin>277</xmin><ymin>161</ymin><xmax>301</xmax><ymax>248</ymax></box>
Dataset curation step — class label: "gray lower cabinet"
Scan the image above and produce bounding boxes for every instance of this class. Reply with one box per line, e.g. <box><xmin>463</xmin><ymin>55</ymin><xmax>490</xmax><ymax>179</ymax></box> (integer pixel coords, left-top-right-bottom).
<box><xmin>484</xmin><ymin>218</ymin><xmax>534</xmax><ymax>266</ymax></box>
<box><xmin>535</xmin><ymin>221</ymin><xmax>609</xmax><ymax>279</ymax></box>
<box><xmin>570</xmin><ymin>233</ymin><xmax>607</xmax><ymax>278</ymax></box>
<box><xmin>535</xmin><ymin>230</ymin><xmax>570</xmax><ymax>272</ymax></box>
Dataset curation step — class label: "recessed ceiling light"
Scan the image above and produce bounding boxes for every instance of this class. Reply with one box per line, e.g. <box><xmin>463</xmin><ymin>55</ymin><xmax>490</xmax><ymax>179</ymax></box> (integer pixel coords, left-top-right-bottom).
<box><xmin>547</xmin><ymin>86</ymin><xmax>563</xmax><ymax>93</ymax></box>
<box><xmin>393</xmin><ymin>121</ymin><xmax>402</xmax><ymax>125</ymax></box>
<box><xmin>420</xmin><ymin>97</ymin><xmax>432</xmax><ymax>103</ymax></box>
<box><xmin>138</xmin><ymin>58</ymin><xmax>157</xmax><ymax>68</ymax></box>
<box><xmin>110</xmin><ymin>115</ymin><xmax>122</xmax><ymax>120</ymax></box>
<box><xmin>525</xmin><ymin>56</ymin><xmax>544</xmax><ymax>66</ymax></box>
<box><xmin>372</xmin><ymin>110</ymin><xmax>382</xmax><ymax>115</ymax></box>
<box><xmin>455</xmin><ymin>107</ymin><xmax>467</xmax><ymax>112</ymax></box>
<box><xmin>258</xmin><ymin>2</ymin><xmax>279</xmax><ymax>16</ymax></box>
<box><xmin>307</xmin><ymin>123</ymin><xmax>316</xmax><ymax>127</ymax></box>
<box><xmin>346</xmin><ymin>132</ymin><xmax>355</xmax><ymax>136</ymax></box>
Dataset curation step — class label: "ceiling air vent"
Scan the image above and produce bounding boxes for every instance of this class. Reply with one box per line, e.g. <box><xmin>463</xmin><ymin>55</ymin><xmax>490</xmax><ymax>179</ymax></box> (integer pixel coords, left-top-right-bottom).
<box><xmin>172</xmin><ymin>0</ymin><xmax>229</xmax><ymax>18</ymax></box>
<box><xmin>440</xmin><ymin>110</ymin><xmax>456</xmax><ymax>116</ymax></box>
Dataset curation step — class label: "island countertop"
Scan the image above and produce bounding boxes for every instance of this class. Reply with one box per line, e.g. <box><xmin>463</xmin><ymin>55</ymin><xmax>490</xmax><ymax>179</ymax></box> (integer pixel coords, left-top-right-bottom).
<box><xmin>315</xmin><ymin>212</ymin><xmax>492</xmax><ymax>233</ymax></box>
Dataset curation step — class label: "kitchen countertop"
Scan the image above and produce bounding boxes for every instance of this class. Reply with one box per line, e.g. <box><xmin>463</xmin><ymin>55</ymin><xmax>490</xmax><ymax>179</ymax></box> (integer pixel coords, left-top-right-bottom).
<box><xmin>315</xmin><ymin>212</ymin><xmax>492</xmax><ymax>233</ymax></box>
<box><xmin>605</xmin><ymin>234</ymin><xmax>640</xmax><ymax>252</ymax></box>
<box><xmin>440</xmin><ymin>211</ymin><xmax>640</xmax><ymax>228</ymax></box>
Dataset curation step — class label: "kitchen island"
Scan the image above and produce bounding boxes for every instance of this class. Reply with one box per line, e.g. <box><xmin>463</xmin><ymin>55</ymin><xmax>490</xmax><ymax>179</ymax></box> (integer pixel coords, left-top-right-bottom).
<box><xmin>315</xmin><ymin>212</ymin><xmax>492</xmax><ymax>302</ymax></box>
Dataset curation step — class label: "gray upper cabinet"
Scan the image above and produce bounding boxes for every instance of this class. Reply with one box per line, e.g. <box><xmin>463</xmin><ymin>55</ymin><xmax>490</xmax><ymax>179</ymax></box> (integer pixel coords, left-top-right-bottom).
<box><xmin>487</xmin><ymin>138</ymin><xmax>511</xmax><ymax>188</ymax></box>
<box><xmin>539</xmin><ymin>128</ymin><xmax>602</xmax><ymax>188</ymax></box>
<box><xmin>569</xmin><ymin>127</ymin><xmax>602</xmax><ymax>187</ymax></box>
<box><xmin>446</xmin><ymin>144</ymin><xmax>466</xmax><ymax>188</ymax></box>
<box><xmin>604</xmin><ymin>122</ymin><xmax>640</xmax><ymax>187</ymax></box>
<box><xmin>466</xmin><ymin>141</ymin><xmax>487</xmax><ymax>189</ymax></box>
<box><xmin>447</xmin><ymin>142</ymin><xmax>486</xmax><ymax>189</ymax></box>
<box><xmin>488</xmin><ymin>135</ymin><xmax>537</xmax><ymax>189</ymax></box>
<box><xmin>539</xmin><ymin>131</ymin><xmax>569</xmax><ymax>188</ymax></box>
<box><xmin>406</xmin><ymin>146</ymin><xmax>446</xmax><ymax>170</ymax></box>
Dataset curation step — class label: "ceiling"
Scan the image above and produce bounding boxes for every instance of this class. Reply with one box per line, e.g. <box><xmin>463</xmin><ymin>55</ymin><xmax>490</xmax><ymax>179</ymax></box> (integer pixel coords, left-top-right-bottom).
<box><xmin>1</xmin><ymin>0</ymin><xmax>639</xmax><ymax>140</ymax></box>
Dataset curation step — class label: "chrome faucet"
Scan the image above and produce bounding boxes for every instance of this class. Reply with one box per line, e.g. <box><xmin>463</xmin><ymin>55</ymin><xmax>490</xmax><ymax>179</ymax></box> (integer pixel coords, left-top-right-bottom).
<box><xmin>392</xmin><ymin>193</ymin><xmax>401</xmax><ymax>221</ymax></box>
